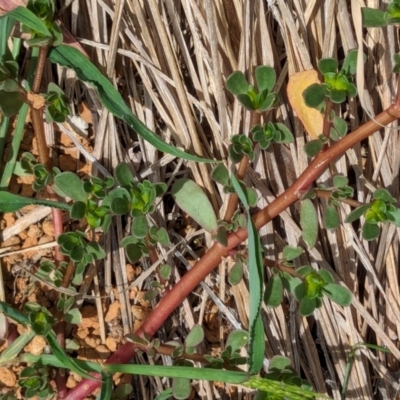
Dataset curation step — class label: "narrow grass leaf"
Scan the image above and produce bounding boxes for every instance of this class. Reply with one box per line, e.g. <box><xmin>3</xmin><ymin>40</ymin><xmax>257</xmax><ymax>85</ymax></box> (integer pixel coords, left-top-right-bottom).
<box><xmin>105</xmin><ymin>364</ymin><xmax>248</xmax><ymax>384</ymax></box>
<box><xmin>300</xmin><ymin>199</ymin><xmax>318</xmax><ymax>248</ymax></box>
<box><xmin>0</xmin><ymin>191</ymin><xmax>71</xmax><ymax>212</ymax></box>
<box><xmin>8</xmin><ymin>6</ymin><xmax>51</xmax><ymax>36</ymax></box>
<box><xmin>0</xmin><ymin>301</ymin><xmax>29</xmax><ymax>325</ymax></box>
<box><xmin>22</xmin><ymin>354</ymin><xmax>102</xmax><ymax>373</ymax></box>
<box><xmin>231</xmin><ymin>174</ymin><xmax>264</xmax><ymax>374</ymax></box>
<box><xmin>48</xmin><ymin>45</ymin><xmax>216</xmax><ymax>164</ymax></box>
<box><xmin>0</xmin><ymin>330</ymin><xmax>35</xmax><ymax>363</ymax></box>
<box><xmin>99</xmin><ymin>371</ymin><xmax>113</xmax><ymax>400</ymax></box>
<box><xmin>45</xmin><ymin>332</ymin><xmax>98</xmax><ymax>380</ymax></box>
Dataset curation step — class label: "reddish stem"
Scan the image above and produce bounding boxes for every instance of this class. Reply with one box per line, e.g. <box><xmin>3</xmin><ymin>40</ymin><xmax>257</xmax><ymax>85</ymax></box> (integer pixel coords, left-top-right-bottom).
<box><xmin>65</xmin><ymin>103</ymin><xmax>400</xmax><ymax>400</ymax></box>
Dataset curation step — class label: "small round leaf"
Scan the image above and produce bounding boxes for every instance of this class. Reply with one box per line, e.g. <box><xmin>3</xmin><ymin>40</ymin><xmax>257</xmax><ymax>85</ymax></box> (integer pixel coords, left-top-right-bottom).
<box><xmin>185</xmin><ymin>324</ymin><xmax>204</xmax><ymax>348</ymax></box>
<box><xmin>264</xmin><ymin>275</ymin><xmax>283</xmax><ymax>308</ymax></box>
<box><xmin>323</xmin><ymin>283</ymin><xmax>352</xmax><ymax>306</ymax></box>
<box><xmin>302</xmin><ymin>83</ymin><xmax>325</xmax><ymax>108</ymax></box>
<box><xmin>226</xmin><ymin>71</ymin><xmax>249</xmax><ymax>95</ymax></box>
<box><xmin>299</xmin><ymin>296</ymin><xmax>317</xmax><ymax>316</ymax></box>
<box><xmin>228</xmin><ymin>262</ymin><xmax>243</xmax><ymax>286</ymax></box>
<box><xmin>324</xmin><ymin>205</ymin><xmax>340</xmax><ymax>230</ymax></box>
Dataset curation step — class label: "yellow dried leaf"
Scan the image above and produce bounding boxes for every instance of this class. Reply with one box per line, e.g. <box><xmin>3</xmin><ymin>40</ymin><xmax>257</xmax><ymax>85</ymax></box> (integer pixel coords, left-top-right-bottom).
<box><xmin>287</xmin><ymin>70</ymin><xmax>323</xmax><ymax>140</ymax></box>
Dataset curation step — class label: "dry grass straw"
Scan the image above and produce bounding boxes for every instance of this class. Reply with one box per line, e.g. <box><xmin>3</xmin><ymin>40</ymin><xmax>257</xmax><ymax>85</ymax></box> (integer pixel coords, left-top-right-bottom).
<box><xmin>48</xmin><ymin>0</ymin><xmax>400</xmax><ymax>398</ymax></box>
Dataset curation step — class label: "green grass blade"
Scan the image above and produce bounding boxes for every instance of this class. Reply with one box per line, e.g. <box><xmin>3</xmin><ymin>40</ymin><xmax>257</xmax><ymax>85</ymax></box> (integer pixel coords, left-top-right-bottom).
<box><xmin>45</xmin><ymin>332</ymin><xmax>99</xmax><ymax>381</ymax></box>
<box><xmin>99</xmin><ymin>371</ymin><xmax>113</xmax><ymax>400</ymax></box>
<box><xmin>230</xmin><ymin>175</ymin><xmax>265</xmax><ymax>374</ymax></box>
<box><xmin>22</xmin><ymin>353</ymin><xmax>102</xmax><ymax>373</ymax></box>
<box><xmin>105</xmin><ymin>364</ymin><xmax>248</xmax><ymax>384</ymax></box>
<box><xmin>7</xmin><ymin>6</ymin><xmax>51</xmax><ymax>36</ymax></box>
<box><xmin>0</xmin><ymin>45</ymin><xmax>37</xmax><ymax>189</ymax></box>
<box><xmin>48</xmin><ymin>45</ymin><xmax>218</xmax><ymax>164</ymax></box>
<box><xmin>0</xmin><ymin>301</ymin><xmax>29</xmax><ymax>325</ymax></box>
<box><xmin>0</xmin><ymin>191</ymin><xmax>71</xmax><ymax>212</ymax></box>
<box><xmin>0</xmin><ymin>330</ymin><xmax>35</xmax><ymax>364</ymax></box>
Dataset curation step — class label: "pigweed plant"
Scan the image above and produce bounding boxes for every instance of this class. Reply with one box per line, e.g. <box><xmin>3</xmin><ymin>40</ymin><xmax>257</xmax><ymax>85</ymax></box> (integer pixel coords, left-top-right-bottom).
<box><xmin>0</xmin><ymin>1</ymin><xmax>399</xmax><ymax>399</ymax></box>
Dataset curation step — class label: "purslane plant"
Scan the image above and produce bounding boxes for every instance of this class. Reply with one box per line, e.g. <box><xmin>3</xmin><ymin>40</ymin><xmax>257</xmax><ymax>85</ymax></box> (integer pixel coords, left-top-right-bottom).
<box><xmin>0</xmin><ymin>1</ymin><xmax>399</xmax><ymax>400</ymax></box>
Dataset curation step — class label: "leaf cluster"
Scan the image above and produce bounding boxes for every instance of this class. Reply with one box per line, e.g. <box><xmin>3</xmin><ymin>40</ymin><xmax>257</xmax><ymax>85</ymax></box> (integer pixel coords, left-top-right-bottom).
<box><xmin>251</xmin><ymin>122</ymin><xmax>294</xmax><ymax>150</ymax></box>
<box><xmin>345</xmin><ymin>188</ymin><xmax>400</xmax><ymax>240</ymax></box>
<box><xmin>43</xmin><ymin>82</ymin><xmax>70</xmax><ymax>122</ymax></box>
<box><xmin>362</xmin><ymin>1</ymin><xmax>400</xmax><ymax>27</ymax></box>
<box><xmin>303</xmin><ymin>50</ymin><xmax>359</xmax><ymax>107</ymax></box>
<box><xmin>18</xmin><ymin>362</ymin><xmax>54</xmax><ymax>400</ymax></box>
<box><xmin>226</xmin><ymin>66</ymin><xmax>279</xmax><ymax>111</ymax></box>
<box><xmin>57</xmin><ymin>231</ymin><xmax>106</xmax><ymax>284</ymax></box>
<box><xmin>264</xmin><ymin>246</ymin><xmax>352</xmax><ymax>316</ymax></box>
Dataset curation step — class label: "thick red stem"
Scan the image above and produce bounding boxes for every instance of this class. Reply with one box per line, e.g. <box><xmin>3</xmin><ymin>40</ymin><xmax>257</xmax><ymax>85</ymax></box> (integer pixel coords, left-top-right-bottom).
<box><xmin>65</xmin><ymin>104</ymin><xmax>400</xmax><ymax>400</ymax></box>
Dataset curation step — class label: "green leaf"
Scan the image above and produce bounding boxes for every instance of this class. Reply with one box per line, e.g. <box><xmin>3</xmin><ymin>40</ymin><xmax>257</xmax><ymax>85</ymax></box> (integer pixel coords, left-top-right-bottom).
<box><xmin>48</xmin><ymin>45</ymin><xmax>216</xmax><ymax>164</ymax></box>
<box><xmin>172</xmin><ymin>378</ymin><xmax>191</xmax><ymax>400</ymax></box>
<box><xmin>345</xmin><ymin>204</ymin><xmax>370</xmax><ymax>223</ymax></box>
<box><xmin>264</xmin><ymin>275</ymin><xmax>283</xmax><ymax>308</ymax></box>
<box><xmin>324</xmin><ymin>204</ymin><xmax>340</xmax><ymax>230</ymax></box>
<box><xmin>105</xmin><ymin>364</ymin><xmax>248</xmax><ymax>384</ymax></box>
<box><xmin>274</xmin><ymin>123</ymin><xmax>294</xmax><ymax>143</ymax></box>
<box><xmin>185</xmin><ymin>325</ymin><xmax>204</xmax><ymax>348</ymax></box>
<box><xmin>125</xmin><ymin>244</ymin><xmax>143</xmax><ymax>263</ymax></box>
<box><xmin>341</xmin><ymin>50</ymin><xmax>360</xmax><ymax>76</ymax></box>
<box><xmin>299</xmin><ymin>296</ymin><xmax>317</xmax><ymax>317</ymax></box>
<box><xmin>245</xmin><ymin>187</ymin><xmax>258</xmax><ymax>207</ymax></box>
<box><xmin>0</xmin><ymin>89</ymin><xmax>24</xmax><ymax>116</ymax></box>
<box><xmin>210</xmin><ymin>164</ymin><xmax>230</xmax><ymax>186</ymax></box>
<box><xmin>225</xmin><ymin>330</ymin><xmax>249</xmax><ymax>353</ymax></box>
<box><xmin>70</xmin><ymin>201</ymin><xmax>86</xmax><ymax>220</ymax></box>
<box><xmin>330</xmin><ymin>89</ymin><xmax>347</xmax><ymax>104</ymax></box>
<box><xmin>323</xmin><ymin>283</ymin><xmax>352</xmax><ymax>306</ymax></box>
<box><xmin>317</xmin><ymin>269</ymin><xmax>334</xmax><ymax>284</ymax></box>
<box><xmin>131</xmin><ymin>215</ymin><xmax>149</xmax><ymax>239</ymax></box>
<box><xmin>8</xmin><ymin>6</ymin><xmax>51</xmax><ymax>36</ymax></box>
<box><xmin>226</xmin><ymin>71</ymin><xmax>249</xmax><ymax>95</ymax></box>
<box><xmin>171</xmin><ymin>178</ymin><xmax>218</xmax><ymax>233</ymax></box>
<box><xmin>373</xmin><ymin>188</ymin><xmax>395</xmax><ymax>203</ymax></box>
<box><xmin>318</xmin><ymin>58</ymin><xmax>338</xmax><ymax>75</ymax></box>
<box><xmin>54</xmin><ymin>172</ymin><xmax>87</xmax><ymax>201</ymax></box>
<box><xmin>114</xmin><ymin>162</ymin><xmax>135</xmax><ymax>187</ymax></box>
<box><xmin>269</xmin><ymin>355</ymin><xmax>292</xmax><ymax>370</ymax></box>
<box><xmin>99</xmin><ymin>371</ymin><xmax>113</xmax><ymax>400</ymax></box>
<box><xmin>231</xmin><ymin>174</ymin><xmax>264</xmax><ymax>374</ymax></box>
<box><xmin>302</xmin><ymin>83</ymin><xmax>325</xmax><ymax>108</ymax></box>
<box><xmin>333</xmin><ymin>175</ymin><xmax>348</xmax><ymax>188</ymax></box>
<box><xmin>113</xmin><ymin>384</ymin><xmax>133</xmax><ymax>400</ymax></box>
<box><xmin>45</xmin><ymin>332</ymin><xmax>97</xmax><ymax>380</ymax></box>
<box><xmin>362</xmin><ymin>222</ymin><xmax>380</xmax><ymax>240</ymax></box>
<box><xmin>300</xmin><ymin>199</ymin><xmax>318</xmax><ymax>249</ymax></box>
<box><xmin>304</xmin><ymin>139</ymin><xmax>323</xmax><ymax>158</ymax></box>
<box><xmin>282</xmin><ymin>246</ymin><xmax>303</xmax><ymax>261</ymax></box>
<box><xmin>0</xmin><ymin>330</ymin><xmax>35</xmax><ymax>364</ymax></box>
<box><xmin>0</xmin><ymin>191</ymin><xmax>71</xmax><ymax>213</ymax></box>
<box><xmin>228</xmin><ymin>261</ymin><xmax>244</xmax><ymax>285</ymax></box>
<box><xmin>159</xmin><ymin>264</ymin><xmax>171</xmax><ymax>280</ymax></box>
<box><xmin>156</xmin><ymin>228</ymin><xmax>170</xmax><ymax>246</ymax></box>
<box><xmin>386</xmin><ymin>209</ymin><xmax>400</xmax><ymax>227</ymax></box>
<box><xmin>361</xmin><ymin>7</ymin><xmax>388</xmax><ymax>27</ymax></box>
<box><xmin>64</xmin><ymin>308</ymin><xmax>82</xmax><ymax>325</ymax></box>
<box><xmin>332</xmin><ymin>116</ymin><xmax>347</xmax><ymax>137</ymax></box>
<box><xmin>237</xmin><ymin>93</ymin><xmax>255</xmax><ymax>110</ymax></box>
<box><xmin>255</xmin><ymin>66</ymin><xmax>276</xmax><ymax>93</ymax></box>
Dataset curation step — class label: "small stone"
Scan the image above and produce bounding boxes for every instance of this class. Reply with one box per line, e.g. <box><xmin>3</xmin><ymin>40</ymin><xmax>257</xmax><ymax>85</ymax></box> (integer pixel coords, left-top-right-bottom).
<box><xmin>84</xmin><ymin>336</ymin><xmax>100</xmax><ymax>349</ymax></box>
<box><xmin>24</xmin><ymin>335</ymin><xmax>46</xmax><ymax>355</ymax></box>
<box><xmin>80</xmin><ymin>305</ymin><xmax>98</xmax><ymax>329</ymax></box>
<box><xmin>75</xmin><ymin>328</ymin><xmax>88</xmax><ymax>340</ymax></box>
<box><xmin>27</xmin><ymin>224</ymin><xmax>42</xmax><ymax>238</ymax></box>
<box><xmin>0</xmin><ymin>367</ymin><xmax>16</xmax><ymax>387</ymax></box>
<box><xmin>131</xmin><ymin>305</ymin><xmax>149</xmax><ymax>320</ymax></box>
<box><xmin>105</xmin><ymin>301</ymin><xmax>120</xmax><ymax>322</ymax></box>
<box><xmin>42</xmin><ymin>220</ymin><xmax>54</xmax><ymax>236</ymax></box>
<box><xmin>1</xmin><ymin>236</ymin><xmax>20</xmax><ymax>248</ymax></box>
<box><xmin>126</xmin><ymin>263</ymin><xmax>135</xmax><ymax>282</ymax></box>
<box><xmin>2</xmin><ymin>213</ymin><xmax>15</xmax><ymax>228</ymax></box>
<box><xmin>66</xmin><ymin>375</ymin><xmax>77</xmax><ymax>389</ymax></box>
<box><xmin>106</xmin><ymin>336</ymin><xmax>118</xmax><ymax>352</ymax></box>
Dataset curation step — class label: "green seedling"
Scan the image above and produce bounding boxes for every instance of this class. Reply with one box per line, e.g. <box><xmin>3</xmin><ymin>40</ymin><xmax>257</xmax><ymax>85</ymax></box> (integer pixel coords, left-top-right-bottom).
<box><xmin>226</xmin><ymin>66</ymin><xmax>279</xmax><ymax>111</ymax></box>
<box><xmin>345</xmin><ymin>188</ymin><xmax>400</xmax><ymax>240</ymax></box>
